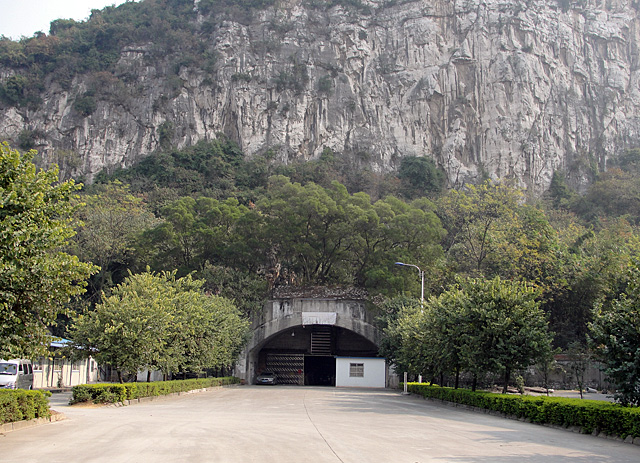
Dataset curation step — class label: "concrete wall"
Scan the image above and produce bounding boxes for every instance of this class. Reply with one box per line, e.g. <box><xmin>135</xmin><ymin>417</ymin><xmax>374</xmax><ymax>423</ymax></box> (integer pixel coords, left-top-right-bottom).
<box><xmin>335</xmin><ymin>357</ymin><xmax>386</xmax><ymax>388</ymax></box>
<box><xmin>33</xmin><ymin>356</ymin><xmax>98</xmax><ymax>389</ymax></box>
<box><xmin>235</xmin><ymin>298</ymin><xmax>381</xmax><ymax>384</ymax></box>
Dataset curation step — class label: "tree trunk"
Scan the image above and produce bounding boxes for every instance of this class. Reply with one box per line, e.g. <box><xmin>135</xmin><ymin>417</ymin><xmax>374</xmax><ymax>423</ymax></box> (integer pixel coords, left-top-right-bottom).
<box><xmin>147</xmin><ymin>370</ymin><xmax>151</xmax><ymax>382</ymax></box>
<box><xmin>118</xmin><ymin>370</ymin><xmax>123</xmax><ymax>384</ymax></box>
<box><xmin>502</xmin><ymin>368</ymin><xmax>511</xmax><ymax>394</ymax></box>
<box><xmin>454</xmin><ymin>367</ymin><xmax>460</xmax><ymax>389</ymax></box>
<box><xmin>471</xmin><ymin>374</ymin><xmax>477</xmax><ymax>392</ymax></box>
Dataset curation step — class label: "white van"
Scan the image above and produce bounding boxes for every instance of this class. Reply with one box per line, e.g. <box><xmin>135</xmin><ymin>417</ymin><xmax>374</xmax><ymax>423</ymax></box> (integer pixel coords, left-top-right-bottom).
<box><xmin>0</xmin><ymin>359</ymin><xmax>34</xmax><ymax>390</ymax></box>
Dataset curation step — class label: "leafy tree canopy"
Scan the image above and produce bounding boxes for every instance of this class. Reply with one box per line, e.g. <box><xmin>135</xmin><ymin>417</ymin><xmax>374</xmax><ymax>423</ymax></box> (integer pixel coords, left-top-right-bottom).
<box><xmin>0</xmin><ymin>142</ymin><xmax>97</xmax><ymax>358</ymax></box>
<box><xmin>384</xmin><ymin>277</ymin><xmax>553</xmax><ymax>392</ymax></box>
<box><xmin>590</xmin><ymin>263</ymin><xmax>640</xmax><ymax>406</ymax></box>
<box><xmin>69</xmin><ymin>270</ymin><xmax>249</xmax><ymax>381</ymax></box>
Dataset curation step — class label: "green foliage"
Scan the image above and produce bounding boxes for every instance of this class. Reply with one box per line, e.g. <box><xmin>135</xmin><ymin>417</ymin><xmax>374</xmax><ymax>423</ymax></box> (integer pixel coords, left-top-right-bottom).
<box><xmin>407</xmin><ymin>383</ymin><xmax>640</xmax><ymax>439</ymax></box>
<box><xmin>17</xmin><ymin>129</ymin><xmax>38</xmax><ymax>151</ymax></box>
<box><xmin>255</xmin><ymin>176</ymin><xmax>444</xmax><ymax>290</ymax></box>
<box><xmin>385</xmin><ymin>277</ymin><xmax>553</xmax><ymax>392</ymax></box>
<box><xmin>69</xmin><ymin>270</ymin><xmax>249</xmax><ymax>380</ymax></box>
<box><xmin>73</xmin><ymin>92</ymin><xmax>97</xmax><ymax>117</ymax></box>
<box><xmin>437</xmin><ymin>181</ymin><xmax>524</xmax><ymax>275</ymax></box>
<box><xmin>70</xmin><ymin>377</ymin><xmax>240</xmax><ymax>404</ymax></box>
<box><xmin>140</xmin><ymin>196</ymin><xmax>251</xmax><ymax>273</ymax></box>
<box><xmin>569</xmin><ymin>149</ymin><xmax>640</xmax><ymax>224</ymax></box>
<box><xmin>590</xmin><ymin>263</ymin><xmax>640</xmax><ymax>406</ymax></box>
<box><xmin>0</xmin><ymin>143</ymin><xmax>97</xmax><ymax>359</ymax></box>
<box><xmin>0</xmin><ymin>389</ymin><xmax>51</xmax><ymax>424</ymax></box>
<box><xmin>573</xmin><ymin>168</ymin><xmax>640</xmax><ymax>223</ymax></box>
<box><xmin>398</xmin><ymin>156</ymin><xmax>445</xmax><ymax>199</ymax></box>
<box><xmin>566</xmin><ymin>341</ymin><xmax>591</xmax><ymax>399</ymax></box>
<box><xmin>69</xmin><ymin>383</ymin><xmax>127</xmax><ymax>404</ymax></box>
<box><xmin>0</xmin><ymin>0</ymin><xmax>207</xmax><ymax>106</ymax></box>
<box><xmin>547</xmin><ymin>217</ymin><xmax>640</xmax><ymax>347</ymax></box>
<box><xmin>199</xmin><ymin>264</ymin><xmax>269</xmax><ymax>316</ymax></box>
<box><xmin>99</xmin><ymin>138</ymin><xmax>246</xmax><ymax>198</ymax></box>
<box><xmin>68</xmin><ymin>181</ymin><xmax>157</xmax><ymax>300</ymax></box>
<box><xmin>547</xmin><ymin>170</ymin><xmax>574</xmax><ymax>209</ymax></box>
<box><xmin>0</xmin><ymin>75</ymin><xmax>27</xmax><ymax>106</ymax></box>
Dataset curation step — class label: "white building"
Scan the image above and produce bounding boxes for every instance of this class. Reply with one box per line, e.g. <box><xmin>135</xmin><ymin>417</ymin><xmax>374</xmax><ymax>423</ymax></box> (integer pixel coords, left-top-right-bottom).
<box><xmin>335</xmin><ymin>357</ymin><xmax>386</xmax><ymax>388</ymax></box>
<box><xmin>32</xmin><ymin>339</ymin><xmax>99</xmax><ymax>389</ymax></box>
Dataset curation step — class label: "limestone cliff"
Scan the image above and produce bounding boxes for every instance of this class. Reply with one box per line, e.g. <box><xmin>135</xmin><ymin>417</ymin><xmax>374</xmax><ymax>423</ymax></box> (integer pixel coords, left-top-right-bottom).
<box><xmin>1</xmin><ymin>0</ymin><xmax>639</xmax><ymax>193</ymax></box>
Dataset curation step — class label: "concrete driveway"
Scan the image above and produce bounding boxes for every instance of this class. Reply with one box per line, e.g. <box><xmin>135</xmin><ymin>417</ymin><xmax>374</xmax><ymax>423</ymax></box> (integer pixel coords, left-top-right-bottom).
<box><xmin>1</xmin><ymin>386</ymin><xmax>638</xmax><ymax>462</ymax></box>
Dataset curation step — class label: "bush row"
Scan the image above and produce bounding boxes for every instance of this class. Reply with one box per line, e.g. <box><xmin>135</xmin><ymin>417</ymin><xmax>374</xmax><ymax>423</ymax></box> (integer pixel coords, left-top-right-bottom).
<box><xmin>0</xmin><ymin>390</ymin><xmax>52</xmax><ymax>424</ymax></box>
<box><xmin>407</xmin><ymin>383</ymin><xmax>640</xmax><ymax>439</ymax></box>
<box><xmin>70</xmin><ymin>377</ymin><xmax>240</xmax><ymax>405</ymax></box>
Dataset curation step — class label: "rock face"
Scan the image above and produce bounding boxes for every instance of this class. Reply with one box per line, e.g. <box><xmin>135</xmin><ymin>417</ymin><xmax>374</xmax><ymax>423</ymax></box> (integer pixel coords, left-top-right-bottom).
<box><xmin>1</xmin><ymin>0</ymin><xmax>639</xmax><ymax>193</ymax></box>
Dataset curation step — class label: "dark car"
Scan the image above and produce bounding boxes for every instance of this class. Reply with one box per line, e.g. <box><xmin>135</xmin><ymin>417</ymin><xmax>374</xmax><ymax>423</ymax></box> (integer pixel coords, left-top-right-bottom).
<box><xmin>256</xmin><ymin>372</ymin><xmax>276</xmax><ymax>385</ymax></box>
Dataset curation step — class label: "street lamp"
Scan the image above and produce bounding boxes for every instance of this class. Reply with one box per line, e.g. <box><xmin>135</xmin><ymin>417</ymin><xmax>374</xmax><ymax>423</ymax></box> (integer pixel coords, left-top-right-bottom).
<box><xmin>395</xmin><ymin>262</ymin><xmax>424</xmax><ymax>303</ymax></box>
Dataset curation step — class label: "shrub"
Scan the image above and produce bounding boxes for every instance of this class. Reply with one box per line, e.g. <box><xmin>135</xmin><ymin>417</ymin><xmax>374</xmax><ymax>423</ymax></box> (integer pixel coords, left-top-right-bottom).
<box><xmin>71</xmin><ymin>377</ymin><xmax>240</xmax><ymax>404</ymax></box>
<box><xmin>73</xmin><ymin>92</ymin><xmax>97</xmax><ymax>116</ymax></box>
<box><xmin>69</xmin><ymin>384</ymin><xmax>127</xmax><ymax>404</ymax></box>
<box><xmin>407</xmin><ymin>383</ymin><xmax>640</xmax><ymax>439</ymax></box>
<box><xmin>0</xmin><ymin>390</ymin><xmax>51</xmax><ymax>424</ymax></box>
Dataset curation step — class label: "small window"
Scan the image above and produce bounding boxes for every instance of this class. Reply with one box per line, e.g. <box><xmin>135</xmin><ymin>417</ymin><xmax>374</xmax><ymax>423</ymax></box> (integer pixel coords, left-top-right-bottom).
<box><xmin>72</xmin><ymin>362</ymin><xmax>80</xmax><ymax>371</ymax></box>
<box><xmin>349</xmin><ymin>363</ymin><xmax>364</xmax><ymax>378</ymax></box>
<box><xmin>33</xmin><ymin>360</ymin><xmax>43</xmax><ymax>371</ymax></box>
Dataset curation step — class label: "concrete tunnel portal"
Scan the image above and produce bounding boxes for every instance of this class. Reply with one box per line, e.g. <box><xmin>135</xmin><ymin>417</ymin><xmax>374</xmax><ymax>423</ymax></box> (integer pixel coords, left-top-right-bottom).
<box><xmin>256</xmin><ymin>325</ymin><xmax>379</xmax><ymax>386</ymax></box>
<box><xmin>235</xmin><ymin>296</ymin><xmax>385</xmax><ymax>386</ymax></box>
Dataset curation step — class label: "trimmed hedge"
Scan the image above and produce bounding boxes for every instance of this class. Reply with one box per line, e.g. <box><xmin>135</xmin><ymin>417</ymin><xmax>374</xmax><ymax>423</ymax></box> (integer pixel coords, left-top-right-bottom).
<box><xmin>71</xmin><ymin>377</ymin><xmax>240</xmax><ymax>405</ymax></box>
<box><xmin>0</xmin><ymin>389</ymin><xmax>52</xmax><ymax>424</ymax></box>
<box><xmin>407</xmin><ymin>383</ymin><xmax>640</xmax><ymax>439</ymax></box>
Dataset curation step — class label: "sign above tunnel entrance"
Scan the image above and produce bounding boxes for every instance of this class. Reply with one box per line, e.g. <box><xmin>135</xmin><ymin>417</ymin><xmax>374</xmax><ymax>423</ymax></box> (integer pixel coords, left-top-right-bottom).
<box><xmin>302</xmin><ymin>312</ymin><xmax>337</xmax><ymax>325</ymax></box>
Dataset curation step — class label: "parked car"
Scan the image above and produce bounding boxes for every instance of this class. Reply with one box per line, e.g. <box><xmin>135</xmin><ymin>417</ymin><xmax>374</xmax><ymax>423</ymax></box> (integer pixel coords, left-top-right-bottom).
<box><xmin>0</xmin><ymin>359</ymin><xmax>33</xmax><ymax>389</ymax></box>
<box><xmin>256</xmin><ymin>372</ymin><xmax>276</xmax><ymax>385</ymax></box>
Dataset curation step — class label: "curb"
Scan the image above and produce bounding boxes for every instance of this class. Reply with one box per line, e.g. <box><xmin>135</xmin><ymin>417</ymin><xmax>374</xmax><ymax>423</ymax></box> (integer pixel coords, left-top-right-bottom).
<box><xmin>410</xmin><ymin>393</ymin><xmax>640</xmax><ymax>446</ymax></box>
<box><xmin>0</xmin><ymin>412</ymin><xmax>66</xmax><ymax>434</ymax></box>
<box><xmin>1</xmin><ymin>384</ymin><xmax>239</xmax><ymax>433</ymax></box>
<box><xmin>108</xmin><ymin>383</ymin><xmax>240</xmax><ymax>408</ymax></box>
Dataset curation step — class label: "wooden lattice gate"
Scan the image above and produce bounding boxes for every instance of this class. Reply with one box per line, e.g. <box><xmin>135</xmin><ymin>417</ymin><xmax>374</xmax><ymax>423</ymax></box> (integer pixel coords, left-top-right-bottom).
<box><xmin>266</xmin><ymin>353</ymin><xmax>304</xmax><ymax>385</ymax></box>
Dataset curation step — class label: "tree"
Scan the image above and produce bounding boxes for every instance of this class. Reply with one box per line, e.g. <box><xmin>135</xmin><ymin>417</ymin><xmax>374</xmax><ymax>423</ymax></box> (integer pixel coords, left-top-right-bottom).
<box><xmin>0</xmin><ymin>143</ymin><xmax>97</xmax><ymax>359</ymax></box>
<box><xmin>589</xmin><ymin>263</ymin><xmax>640</xmax><ymax>406</ymax></box>
<box><xmin>458</xmin><ymin>277</ymin><xmax>553</xmax><ymax>393</ymax></box>
<box><xmin>69</xmin><ymin>270</ymin><xmax>249</xmax><ymax>381</ymax></box>
<box><xmin>436</xmin><ymin>181</ymin><xmax>522</xmax><ymax>276</ymax></box>
<box><xmin>546</xmin><ymin>170</ymin><xmax>574</xmax><ymax>209</ymax></box>
<box><xmin>69</xmin><ymin>181</ymin><xmax>157</xmax><ymax>300</ymax></box>
<box><xmin>566</xmin><ymin>341</ymin><xmax>591</xmax><ymax>399</ymax></box>
<box><xmin>547</xmin><ymin>217</ymin><xmax>640</xmax><ymax>347</ymax></box>
<box><xmin>379</xmin><ymin>296</ymin><xmax>426</xmax><ymax>378</ymax></box>
<box><xmin>535</xmin><ymin>344</ymin><xmax>561</xmax><ymax>396</ymax></box>
<box><xmin>397</xmin><ymin>156</ymin><xmax>445</xmax><ymax>199</ymax></box>
<box><xmin>140</xmin><ymin>196</ymin><xmax>249</xmax><ymax>274</ymax></box>
<box><xmin>383</xmin><ymin>276</ymin><xmax>554</xmax><ymax>393</ymax></box>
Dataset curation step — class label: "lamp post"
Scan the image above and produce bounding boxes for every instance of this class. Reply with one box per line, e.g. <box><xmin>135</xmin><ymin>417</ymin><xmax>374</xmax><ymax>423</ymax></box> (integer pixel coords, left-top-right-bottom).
<box><xmin>395</xmin><ymin>262</ymin><xmax>424</xmax><ymax>303</ymax></box>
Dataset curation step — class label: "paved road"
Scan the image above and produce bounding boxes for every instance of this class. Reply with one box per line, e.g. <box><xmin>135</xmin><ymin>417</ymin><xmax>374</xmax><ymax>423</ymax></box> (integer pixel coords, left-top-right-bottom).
<box><xmin>1</xmin><ymin>386</ymin><xmax>638</xmax><ymax>462</ymax></box>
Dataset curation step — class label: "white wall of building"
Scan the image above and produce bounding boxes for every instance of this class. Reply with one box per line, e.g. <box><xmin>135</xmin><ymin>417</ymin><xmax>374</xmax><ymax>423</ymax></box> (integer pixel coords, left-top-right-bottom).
<box><xmin>32</xmin><ymin>356</ymin><xmax>98</xmax><ymax>389</ymax></box>
<box><xmin>335</xmin><ymin>357</ymin><xmax>386</xmax><ymax>388</ymax></box>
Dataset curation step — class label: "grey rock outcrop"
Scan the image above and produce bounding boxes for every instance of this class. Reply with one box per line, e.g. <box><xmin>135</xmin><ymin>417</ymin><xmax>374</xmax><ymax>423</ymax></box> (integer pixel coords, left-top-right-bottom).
<box><xmin>1</xmin><ymin>0</ymin><xmax>639</xmax><ymax>193</ymax></box>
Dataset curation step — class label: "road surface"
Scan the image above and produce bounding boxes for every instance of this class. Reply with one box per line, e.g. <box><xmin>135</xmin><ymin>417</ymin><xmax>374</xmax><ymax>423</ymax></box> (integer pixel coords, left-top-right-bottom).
<box><xmin>1</xmin><ymin>386</ymin><xmax>638</xmax><ymax>462</ymax></box>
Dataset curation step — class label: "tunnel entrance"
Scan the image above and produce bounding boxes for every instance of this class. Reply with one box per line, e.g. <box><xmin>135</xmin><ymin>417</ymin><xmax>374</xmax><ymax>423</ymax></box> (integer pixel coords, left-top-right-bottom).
<box><xmin>304</xmin><ymin>356</ymin><xmax>336</xmax><ymax>386</ymax></box>
<box><xmin>255</xmin><ymin>325</ymin><xmax>378</xmax><ymax>386</ymax></box>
